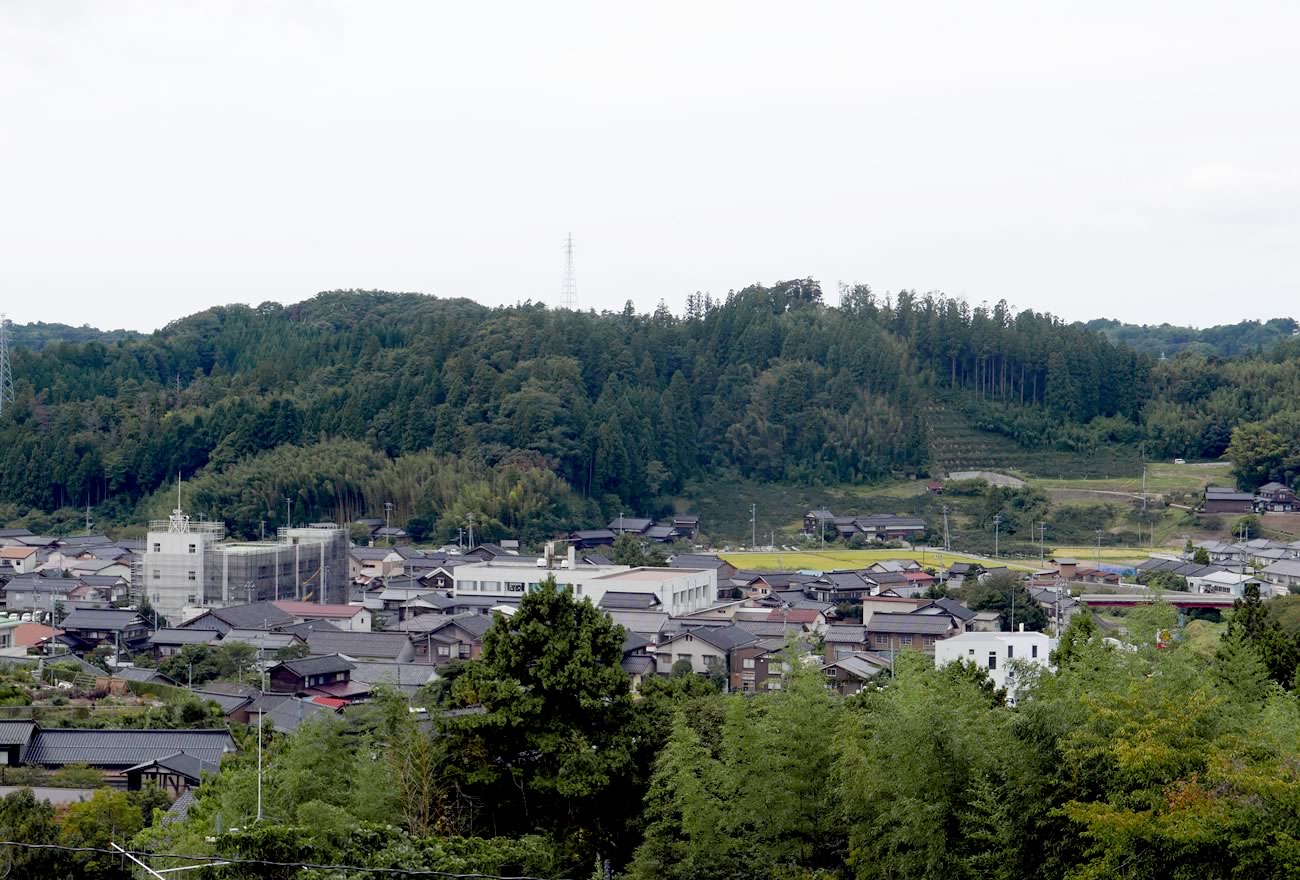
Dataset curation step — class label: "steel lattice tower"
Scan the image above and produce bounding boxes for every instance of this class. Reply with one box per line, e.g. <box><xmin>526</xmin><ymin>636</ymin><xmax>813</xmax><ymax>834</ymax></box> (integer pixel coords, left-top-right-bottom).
<box><xmin>0</xmin><ymin>315</ymin><xmax>14</xmax><ymax>417</ymax></box>
<box><xmin>559</xmin><ymin>233</ymin><xmax>577</xmax><ymax>310</ymax></box>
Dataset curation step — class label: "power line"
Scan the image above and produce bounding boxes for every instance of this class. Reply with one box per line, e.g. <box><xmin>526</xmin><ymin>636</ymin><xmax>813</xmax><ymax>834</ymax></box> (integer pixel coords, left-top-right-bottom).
<box><xmin>0</xmin><ymin>840</ymin><xmax>575</xmax><ymax>880</ymax></box>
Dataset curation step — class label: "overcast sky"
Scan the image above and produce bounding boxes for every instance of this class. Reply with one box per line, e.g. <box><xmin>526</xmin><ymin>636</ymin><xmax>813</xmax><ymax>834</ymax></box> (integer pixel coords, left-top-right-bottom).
<box><xmin>2</xmin><ymin>1</ymin><xmax>1298</xmax><ymax>332</ymax></box>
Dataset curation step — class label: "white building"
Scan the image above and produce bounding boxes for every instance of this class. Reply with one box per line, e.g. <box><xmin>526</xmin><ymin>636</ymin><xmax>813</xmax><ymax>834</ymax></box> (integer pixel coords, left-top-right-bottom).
<box><xmin>451</xmin><ymin>553</ymin><xmax>715</xmax><ymax>617</ymax></box>
<box><xmin>934</xmin><ymin>630</ymin><xmax>1057</xmax><ymax>702</ymax></box>
<box><xmin>1186</xmin><ymin>570</ymin><xmax>1259</xmax><ymax>597</ymax></box>
<box><xmin>145</xmin><ymin>505</ymin><xmax>349</xmax><ymax>623</ymax></box>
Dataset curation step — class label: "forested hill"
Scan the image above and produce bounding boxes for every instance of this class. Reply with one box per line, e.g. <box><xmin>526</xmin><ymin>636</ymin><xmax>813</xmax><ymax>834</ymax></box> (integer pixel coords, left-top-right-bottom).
<box><xmin>1086</xmin><ymin>316</ymin><xmax>1298</xmax><ymax>358</ymax></box>
<box><xmin>4</xmin><ymin>321</ymin><xmax>137</xmax><ymax>350</ymax></box>
<box><xmin>0</xmin><ymin>284</ymin><xmax>1296</xmax><ymax>542</ymax></box>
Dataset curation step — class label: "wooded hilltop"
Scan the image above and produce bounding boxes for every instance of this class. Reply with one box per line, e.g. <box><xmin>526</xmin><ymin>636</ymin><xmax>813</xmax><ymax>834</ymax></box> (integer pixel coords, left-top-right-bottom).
<box><xmin>2</xmin><ymin>283</ymin><xmax>1298</xmax><ymax>541</ymax></box>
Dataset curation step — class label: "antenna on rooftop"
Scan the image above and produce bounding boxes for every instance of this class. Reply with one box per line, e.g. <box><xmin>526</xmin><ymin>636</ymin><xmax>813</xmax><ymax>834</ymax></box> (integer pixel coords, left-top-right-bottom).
<box><xmin>0</xmin><ymin>314</ymin><xmax>15</xmax><ymax>417</ymax></box>
<box><xmin>559</xmin><ymin>233</ymin><xmax>577</xmax><ymax>310</ymax></box>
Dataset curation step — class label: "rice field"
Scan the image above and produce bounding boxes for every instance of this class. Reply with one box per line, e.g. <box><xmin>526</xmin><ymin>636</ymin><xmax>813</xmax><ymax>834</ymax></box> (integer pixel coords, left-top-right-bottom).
<box><xmin>1048</xmin><ymin>546</ymin><xmax>1152</xmax><ymax>563</ymax></box>
<box><xmin>720</xmin><ymin>548</ymin><xmax>1039</xmax><ymax>572</ymax></box>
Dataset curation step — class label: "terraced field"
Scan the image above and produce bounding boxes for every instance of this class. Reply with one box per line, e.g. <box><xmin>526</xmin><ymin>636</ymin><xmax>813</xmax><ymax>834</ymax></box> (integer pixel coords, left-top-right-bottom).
<box><xmin>925</xmin><ymin>403</ymin><xmax>1144</xmax><ymax>479</ymax></box>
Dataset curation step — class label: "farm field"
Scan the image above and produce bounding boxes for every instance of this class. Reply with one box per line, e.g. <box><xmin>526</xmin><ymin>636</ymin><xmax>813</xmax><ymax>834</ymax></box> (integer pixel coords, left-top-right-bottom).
<box><xmin>720</xmin><ymin>548</ymin><xmax>1040</xmax><ymax>572</ymax></box>
<box><xmin>1028</xmin><ymin>462</ymin><xmax>1232</xmax><ymax>495</ymax></box>
<box><xmin>1048</xmin><ymin>546</ymin><xmax>1151</xmax><ymax>563</ymax></box>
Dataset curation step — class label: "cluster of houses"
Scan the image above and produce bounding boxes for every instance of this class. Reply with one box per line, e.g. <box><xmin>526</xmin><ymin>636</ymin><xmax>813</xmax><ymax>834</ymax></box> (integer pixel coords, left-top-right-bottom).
<box><xmin>0</xmin><ymin>531</ymin><xmax>1083</xmax><ymax>816</ymax></box>
<box><xmin>800</xmin><ymin>510</ymin><xmax>927</xmax><ymax>542</ymax></box>
<box><xmin>1164</xmin><ymin>537</ymin><xmax>1300</xmax><ymax>595</ymax></box>
<box><xmin>1201</xmin><ymin>483</ymin><xmax>1300</xmax><ymax>514</ymax></box>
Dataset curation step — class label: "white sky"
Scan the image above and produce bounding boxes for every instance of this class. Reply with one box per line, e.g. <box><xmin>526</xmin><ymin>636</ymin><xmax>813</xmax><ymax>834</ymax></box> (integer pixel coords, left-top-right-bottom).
<box><xmin>2</xmin><ymin>1</ymin><xmax>1298</xmax><ymax>331</ymax></box>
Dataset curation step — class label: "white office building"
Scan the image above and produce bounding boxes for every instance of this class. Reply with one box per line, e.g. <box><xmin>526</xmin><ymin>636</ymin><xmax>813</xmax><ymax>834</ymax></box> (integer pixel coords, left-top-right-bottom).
<box><xmin>934</xmin><ymin>630</ymin><xmax>1057</xmax><ymax>702</ymax></box>
<box><xmin>452</xmin><ymin>554</ymin><xmax>715</xmax><ymax>617</ymax></box>
<box><xmin>145</xmin><ymin>506</ymin><xmax>348</xmax><ymax>623</ymax></box>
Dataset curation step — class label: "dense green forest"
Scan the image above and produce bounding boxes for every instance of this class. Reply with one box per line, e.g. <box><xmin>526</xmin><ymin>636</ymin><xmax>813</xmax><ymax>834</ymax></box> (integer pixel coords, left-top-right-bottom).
<box><xmin>12</xmin><ymin>582</ymin><xmax>1300</xmax><ymax>879</ymax></box>
<box><xmin>4</xmin><ymin>320</ymin><xmax>137</xmax><ymax>350</ymax></box>
<box><xmin>1086</xmin><ymin>316</ymin><xmax>1298</xmax><ymax>358</ymax></box>
<box><xmin>0</xmin><ymin>285</ymin><xmax>1298</xmax><ymax>542</ymax></box>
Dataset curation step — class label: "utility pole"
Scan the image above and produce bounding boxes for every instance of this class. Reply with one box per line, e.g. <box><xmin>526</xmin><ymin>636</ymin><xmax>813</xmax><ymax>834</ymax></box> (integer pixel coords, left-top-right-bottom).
<box><xmin>466</xmin><ymin>513</ymin><xmax>476</xmax><ymax>549</ymax></box>
<box><xmin>1095</xmin><ymin>529</ymin><xmax>1103</xmax><ymax>568</ymax></box>
<box><xmin>750</xmin><ymin>504</ymin><xmax>757</xmax><ymax>551</ymax></box>
<box><xmin>942</xmin><ymin>506</ymin><xmax>951</xmax><ymax>552</ymax></box>
<box><xmin>260</xmin><ymin>520</ymin><xmax>266</xmax><ymax>541</ymax></box>
<box><xmin>256</xmin><ymin>707</ymin><xmax>264</xmax><ymax>822</ymax></box>
<box><xmin>993</xmin><ymin>514</ymin><xmax>1002</xmax><ymax>559</ymax></box>
<box><xmin>1037</xmin><ymin>521</ymin><xmax>1047</xmax><ymax>567</ymax></box>
<box><xmin>384</xmin><ymin>501</ymin><xmax>395</xmax><ymax>546</ymax></box>
<box><xmin>285</xmin><ymin>497</ymin><xmax>293</xmax><ymax>530</ymax></box>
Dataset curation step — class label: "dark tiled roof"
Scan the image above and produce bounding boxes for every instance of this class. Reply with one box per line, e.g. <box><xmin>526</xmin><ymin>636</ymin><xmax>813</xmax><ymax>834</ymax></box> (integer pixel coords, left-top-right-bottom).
<box><xmin>608</xmin><ymin>517</ymin><xmax>653</xmax><ymax>532</ymax></box>
<box><xmin>222</xmin><ymin>629</ymin><xmax>303</xmax><ymax>651</ymax></box>
<box><xmin>112</xmin><ymin>667</ymin><xmax>177</xmax><ymax>685</ymax></box>
<box><xmin>571</xmin><ymin>529</ymin><xmax>616</xmax><ymax>542</ymax></box>
<box><xmin>734</xmin><ymin>621</ymin><xmax>804</xmax><ymax>638</ymax></box>
<box><xmin>854</xmin><ymin>515</ymin><xmax>926</xmax><ymax>529</ymax></box>
<box><xmin>281</xmin><ymin>654</ymin><xmax>355</xmax><ymax>677</ymax></box>
<box><xmin>162</xmin><ymin>788</ymin><xmax>197</xmax><ymax>826</ymax></box>
<box><xmin>126</xmin><ymin>750</ymin><xmax>220</xmax><ymax>781</ymax></box>
<box><xmin>208</xmin><ymin>602</ymin><xmax>296</xmax><ymax>630</ymax></box>
<box><xmin>306</xmin><ymin>631</ymin><xmax>412</xmax><ymax>660</ymax></box>
<box><xmin>25</xmin><ymin>729</ymin><xmax>235</xmax><ymax>767</ymax></box>
<box><xmin>60</xmin><ymin>608</ymin><xmax>147</xmax><ymax>632</ymax></box>
<box><xmin>604</xmin><ymin>610</ymin><xmax>669</xmax><ymax>637</ymax></box>
<box><xmin>347</xmin><ymin>662</ymin><xmax>439</xmax><ymax>693</ymax></box>
<box><xmin>685</xmin><ymin>624</ymin><xmax>759</xmax><ymax>651</ymax></box>
<box><xmin>915</xmin><ymin>598</ymin><xmax>977</xmax><ymax>622</ymax></box>
<box><xmin>0</xmin><ymin>720</ymin><xmax>36</xmax><ymax>745</ymax></box>
<box><xmin>254</xmin><ymin>695</ymin><xmax>340</xmax><ymax>733</ymax></box>
<box><xmin>444</xmin><ymin>614</ymin><xmax>493</xmax><ymax>637</ymax></box>
<box><xmin>622</xmin><ymin>655</ymin><xmax>655</xmax><ymax>675</ymax></box>
<box><xmin>824</xmin><ymin>625</ymin><xmax>868</xmax><ymax>643</ymax></box>
<box><xmin>622</xmin><ymin>631</ymin><xmax>651</xmax><ymax>654</ymax></box>
<box><xmin>148</xmin><ymin>628</ymin><xmax>215</xmax><ymax>647</ymax></box>
<box><xmin>277</xmin><ymin>619</ymin><xmax>342</xmax><ymax>638</ymax></box>
<box><xmin>193</xmin><ymin>690</ymin><xmax>253</xmax><ymax>714</ymax></box>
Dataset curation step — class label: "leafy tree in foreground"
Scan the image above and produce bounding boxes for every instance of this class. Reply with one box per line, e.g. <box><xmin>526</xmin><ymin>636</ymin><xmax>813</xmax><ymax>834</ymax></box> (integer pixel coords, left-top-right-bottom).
<box><xmin>442</xmin><ymin>577</ymin><xmax>642</xmax><ymax>862</ymax></box>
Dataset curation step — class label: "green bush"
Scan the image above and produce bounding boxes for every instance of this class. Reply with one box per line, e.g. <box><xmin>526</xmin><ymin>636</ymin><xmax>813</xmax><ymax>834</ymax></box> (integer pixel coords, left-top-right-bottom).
<box><xmin>49</xmin><ymin>763</ymin><xmax>104</xmax><ymax>789</ymax></box>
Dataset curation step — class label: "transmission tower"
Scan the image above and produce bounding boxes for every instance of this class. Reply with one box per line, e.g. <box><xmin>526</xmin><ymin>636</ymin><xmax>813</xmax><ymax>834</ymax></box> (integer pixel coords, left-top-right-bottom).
<box><xmin>559</xmin><ymin>233</ymin><xmax>577</xmax><ymax>310</ymax></box>
<box><xmin>0</xmin><ymin>315</ymin><xmax>14</xmax><ymax>417</ymax></box>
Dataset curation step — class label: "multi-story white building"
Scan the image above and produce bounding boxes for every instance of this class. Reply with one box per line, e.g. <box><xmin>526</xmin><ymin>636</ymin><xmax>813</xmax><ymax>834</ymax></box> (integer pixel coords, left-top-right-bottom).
<box><xmin>451</xmin><ymin>551</ymin><xmax>715</xmax><ymax>617</ymax></box>
<box><xmin>934</xmin><ymin>630</ymin><xmax>1056</xmax><ymax>702</ymax></box>
<box><xmin>145</xmin><ymin>506</ymin><xmax>348</xmax><ymax>623</ymax></box>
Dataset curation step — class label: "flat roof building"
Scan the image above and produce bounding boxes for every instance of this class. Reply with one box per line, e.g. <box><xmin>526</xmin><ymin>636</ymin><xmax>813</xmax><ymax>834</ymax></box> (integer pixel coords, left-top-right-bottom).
<box><xmin>145</xmin><ymin>505</ymin><xmax>347</xmax><ymax>623</ymax></box>
<box><xmin>451</xmin><ymin>557</ymin><xmax>715</xmax><ymax>617</ymax></box>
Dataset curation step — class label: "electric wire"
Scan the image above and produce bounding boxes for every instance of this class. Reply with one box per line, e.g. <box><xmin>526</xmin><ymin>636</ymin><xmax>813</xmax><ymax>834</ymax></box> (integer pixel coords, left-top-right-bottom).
<box><xmin>0</xmin><ymin>840</ymin><xmax>574</xmax><ymax>879</ymax></box>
